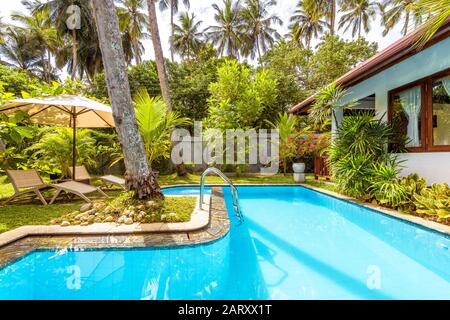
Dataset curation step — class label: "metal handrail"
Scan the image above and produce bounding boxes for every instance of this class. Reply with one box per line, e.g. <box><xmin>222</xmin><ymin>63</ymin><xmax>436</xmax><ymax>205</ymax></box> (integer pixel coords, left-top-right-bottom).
<box><xmin>200</xmin><ymin>167</ymin><xmax>244</xmax><ymax>223</ymax></box>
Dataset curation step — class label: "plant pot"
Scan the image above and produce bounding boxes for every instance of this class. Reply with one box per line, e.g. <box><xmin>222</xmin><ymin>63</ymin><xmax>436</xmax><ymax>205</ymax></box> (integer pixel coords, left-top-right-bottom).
<box><xmin>292</xmin><ymin>163</ymin><xmax>305</xmax><ymax>173</ymax></box>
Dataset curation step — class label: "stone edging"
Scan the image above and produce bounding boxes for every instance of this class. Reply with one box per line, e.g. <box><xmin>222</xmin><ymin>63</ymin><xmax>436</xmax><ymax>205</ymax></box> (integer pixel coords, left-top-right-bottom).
<box><xmin>0</xmin><ymin>187</ymin><xmax>231</xmax><ymax>265</ymax></box>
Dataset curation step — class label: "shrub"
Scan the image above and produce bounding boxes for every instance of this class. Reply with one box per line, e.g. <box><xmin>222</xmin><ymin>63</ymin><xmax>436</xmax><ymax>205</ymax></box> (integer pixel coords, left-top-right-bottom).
<box><xmin>329</xmin><ymin>113</ymin><xmax>399</xmax><ymax>199</ymax></box>
<box><xmin>25</xmin><ymin>127</ymin><xmax>98</xmax><ymax>178</ymax></box>
<box><xmin>369</xmin><ymin>160</ymin><xmax>408</xmax><ymax>208</ymax></box>
<box><xmin>414</xmin><ymin>183</ymin><xmax>450</xmax><ymax>220</ymax></box>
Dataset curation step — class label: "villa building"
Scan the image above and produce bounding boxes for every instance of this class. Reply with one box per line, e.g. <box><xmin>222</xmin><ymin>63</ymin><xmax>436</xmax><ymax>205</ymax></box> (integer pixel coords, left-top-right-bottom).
<box><xmin>291</xmin><ymin>20</ymin><xmax>450</xmax><ymax>184</ymax></box>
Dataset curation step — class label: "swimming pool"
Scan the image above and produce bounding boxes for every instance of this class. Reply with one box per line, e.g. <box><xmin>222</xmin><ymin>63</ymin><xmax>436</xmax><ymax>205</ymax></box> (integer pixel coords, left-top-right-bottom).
<box><xmin>0</xmin><ymin>185</ymin><xmax>449</xmax><ymax>299</ymax></box>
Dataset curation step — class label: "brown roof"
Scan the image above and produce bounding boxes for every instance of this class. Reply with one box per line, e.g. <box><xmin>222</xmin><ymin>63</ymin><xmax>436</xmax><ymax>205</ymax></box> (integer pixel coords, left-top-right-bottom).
<box><xmin>289</xmin><ymin>19</ymin><xmax>450</xmax><ymax>113</ymax></box>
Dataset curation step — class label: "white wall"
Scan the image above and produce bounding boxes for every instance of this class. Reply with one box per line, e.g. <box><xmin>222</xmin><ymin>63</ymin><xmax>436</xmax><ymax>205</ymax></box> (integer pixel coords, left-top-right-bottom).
<box><xmin>396</xmin><ymin>153</ymin><xmax>450</xmax><ymax>184</ymax></box>
<box><xmin>340</xmin><ymin>38</ymin><xmax>450</xmax><ymax>184</ymax></box>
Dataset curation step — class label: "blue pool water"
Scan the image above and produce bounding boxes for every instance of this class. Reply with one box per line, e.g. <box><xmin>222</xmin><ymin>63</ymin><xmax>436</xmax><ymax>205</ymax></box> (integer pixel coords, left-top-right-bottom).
<box><xmin>161</xmin><ymin>186</ymin><xmax>212</xmax><ymax>196</ymax></box>
<box><xmin>1</xmin><ymin>186</ymin><xmax>450</xmax><ymax>299</ymax></box>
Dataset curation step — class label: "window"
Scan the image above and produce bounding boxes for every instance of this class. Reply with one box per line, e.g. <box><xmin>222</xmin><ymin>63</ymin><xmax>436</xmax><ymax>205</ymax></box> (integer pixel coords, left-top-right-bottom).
<box><xmin>389</xmin><ymin>69</ymin><xmax>450</xmax><ymax>152</ymax></box>
<box><xmin>391</xmin><ymin>86</ymin><xmax>423</xmax><ymax>148</ymax></box>
<box><xmin>431</xmin><ymin>76</ymin><xmax>450</xmax><ymax>147</ymax></box>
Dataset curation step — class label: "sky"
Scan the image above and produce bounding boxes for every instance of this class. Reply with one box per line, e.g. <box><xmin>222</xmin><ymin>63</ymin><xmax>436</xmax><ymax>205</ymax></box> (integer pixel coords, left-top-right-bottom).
<box><xmin>0</xmin><ymin>0</ymin><xmax>406</xmax><ymax>78</ymax></box>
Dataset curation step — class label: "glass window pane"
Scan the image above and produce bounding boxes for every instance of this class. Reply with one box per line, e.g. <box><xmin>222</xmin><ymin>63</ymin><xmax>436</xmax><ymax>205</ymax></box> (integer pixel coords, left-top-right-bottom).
<box><xmin>432</xmin><ymin>76</ymin><xmax>450</xmax><ymax>146</ymax></box>
<box><xmin>391</xmin><ymin>86</ymin><xmax>422</xmax><ymax>148</ymax></box>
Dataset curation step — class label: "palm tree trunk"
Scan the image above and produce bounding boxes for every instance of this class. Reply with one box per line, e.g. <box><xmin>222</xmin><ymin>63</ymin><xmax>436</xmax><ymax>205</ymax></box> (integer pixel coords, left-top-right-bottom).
<box><xmin>91</xmin><ymin>0</ymin><xmax>163</xmax><ymax>200</ymax></box>
<box><xmin>403</xmin><ymin>12</ymin><xmax>410</xmax><ymax>36</ymax></box>
<box><xmin>40</xmin><ymin>49</ymin><xmax>48</xmax><ymax>83</ymax></box>
<box><xmin>47</xmin><ymin>50</ymin><xmax>52</xmax><ymax>81</ymax></box>
<box><xmin>358</xmin><ymin>20</ymin><xmax>362</xmax><ymax>39</ymax></box>
<box><xmin>147</xmin><ymin>0</ymin><xmax>173</xmax><ymax>111</ymax></box>
<box><xmin>330</xmin><ymin>0</ymin><xmax>336</xmax><ymax>35</ymax></box>
<box><xmin>133</xmin><ymin>38</ymin><xmax>141</xmax><ymax>64</ymax></box>
<box><xmin>170</xmin><ymin>1</ymin><xmax>175</xmax><ymax>62</ymax></box>
<box><xmin>71</xmin><ymin>29</ymin><xmax>78</xmax><ymax>80</ymax></box>
<box><xmin>257</xmin><ymin>36</ymin><xmax>262</xmax><ymax>61</ymax></box>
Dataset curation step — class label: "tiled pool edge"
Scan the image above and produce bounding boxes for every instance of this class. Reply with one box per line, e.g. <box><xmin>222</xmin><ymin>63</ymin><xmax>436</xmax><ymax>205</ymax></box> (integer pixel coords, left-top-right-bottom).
<box><xmin>0</xmin><ymin>187</ymin><xmax>230</xmax><ymax>267</ymax></box>
<box><xmin>299</xmin><ymin>183</ymin><xmax>450</xmax><ymax>236</ymax></box>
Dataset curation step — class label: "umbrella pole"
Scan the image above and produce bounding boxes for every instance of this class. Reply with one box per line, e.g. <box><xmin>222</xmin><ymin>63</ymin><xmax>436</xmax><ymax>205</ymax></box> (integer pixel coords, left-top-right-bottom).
<box><xmin>72</xmin><ymin>114</ymin><xmax>77</xmax><ymax>180</ymax></box>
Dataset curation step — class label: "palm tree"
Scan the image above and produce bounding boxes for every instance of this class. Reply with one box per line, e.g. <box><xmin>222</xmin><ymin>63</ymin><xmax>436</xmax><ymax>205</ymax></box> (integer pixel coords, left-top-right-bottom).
<box><xmin>0</xmin><ymin>26</ymin><xmax>41</xmax><ymax>73</ymax></box>
<box><xmin>381</xmin><ymin>0</ymin><xmax>423</xmax><ymax>36</ymax></box>
<box><xmin>147</xmin><ymin>0</ymin><xmax>173</xmax><ymax>111</ymax></box>
<box><xmin>315</xmin><ymin>0</ymin><xmax>338</xmax><ymax>34</ymax></box>
<box><xmin>172</xmin><ymin>12</ymin><xmax>203</xmax><ymax>60</ymax></box>
<box><xmin>240</xmin><ymin>0</ymin><xmax>282</xmax><ymax>60</ymax></box>
<box><xmin>91</xmin><ymin>0</ymin><xmax>163</xmax><ymax>199</ymax></box>
<box><xmin>11</xmin><ymin>9</ymin><xmax>59</xmax><ymax>82</ymax></box>
<box><xmin>205</xmin><ymin>0</ymin><xmax>244</xmax><ymax>58</ymax></box>
<box><xmin>289</xmin><ymin>0</ymin><xmax>328</xmax><ymax>48</ymax></box>
<box><xmin>414</xmin><ymin>0</ymin><xmax>450</xmax><ymax>45</ymax></box>
<box><xmin>338</xmin><ymin>0</ymin><xmax>378</xmax><ymax>38</ymax></box>
<box><xmin>33</xmin><ymin>0</ymin><xmax>98</xmax><ymax>80</ymax></box>
<box><xmin>117</xmin><ymin>0</ymin><xmax>149</xmax><ymax>65</ymax></box>
<box><xmin>159</xmin><ymin>0</ymin><xmax>190</xmax><ymax>62</ymax></box>
<box><xmin>134</xmin><ymin>89</ymin><xmax>190</xmax><ymax>165</ymax></box>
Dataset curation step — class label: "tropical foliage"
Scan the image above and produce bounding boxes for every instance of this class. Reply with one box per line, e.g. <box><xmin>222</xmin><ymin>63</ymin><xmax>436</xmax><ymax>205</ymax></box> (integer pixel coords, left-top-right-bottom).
<box><xmin>266</xmin><ymin>112</ymin><xmax>299</xmax><ymax>174</ymax></box>
<box><xmin>133</xmin><ymin>89</ymin><xmax>190</xmax><ymax>165</ymax></box>
<box><xmin>205</xmin><ymin>59</ymin><xmax>277</xmax><ymax>130</ymax></box>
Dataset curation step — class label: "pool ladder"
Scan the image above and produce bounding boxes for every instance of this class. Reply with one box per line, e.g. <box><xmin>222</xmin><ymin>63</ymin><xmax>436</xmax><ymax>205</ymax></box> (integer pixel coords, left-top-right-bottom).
<box><xmin>200</xmin><ymin>167</ymin><xmax>244</xmax><ymax>223</ymax></box>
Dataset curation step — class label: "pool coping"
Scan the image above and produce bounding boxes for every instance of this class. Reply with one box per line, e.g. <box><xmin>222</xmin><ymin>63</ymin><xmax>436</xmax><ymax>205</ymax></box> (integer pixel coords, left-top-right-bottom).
<box><xmin>0</xmin><ymin>187</ymin><xmax>231</xmax><ymax>266</ymax></box>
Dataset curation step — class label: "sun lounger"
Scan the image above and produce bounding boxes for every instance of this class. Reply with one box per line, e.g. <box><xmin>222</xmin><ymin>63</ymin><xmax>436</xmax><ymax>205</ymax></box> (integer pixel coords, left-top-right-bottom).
<box><xmin>69</xmin><ymin>166</ymin><xmax>126</xmax><ymax>190</ymax></box>
<box><xmin>5</xmin><ymin>169</ymin><xmax>108</xmax><ymax>205</ymax></box>
<box><xmin>5</xmin><ymin>169</ymin><xmax>51</xmax><ymax>205</ymax></box>
<box><xmin>49</xmin><ymin>180</ymin><xmax>109</xmax><ymax>204</ymax></box>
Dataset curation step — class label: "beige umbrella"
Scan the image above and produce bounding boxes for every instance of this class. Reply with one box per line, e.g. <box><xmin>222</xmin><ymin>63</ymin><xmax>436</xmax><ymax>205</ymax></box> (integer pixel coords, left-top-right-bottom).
<box><xmin>0</xmin><ymin>95</ymin><xmax>115</xmax><ymax>179</ymax></box>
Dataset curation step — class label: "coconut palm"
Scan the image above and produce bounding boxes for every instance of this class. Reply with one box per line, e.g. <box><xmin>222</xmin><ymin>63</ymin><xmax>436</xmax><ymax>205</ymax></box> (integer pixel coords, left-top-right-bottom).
<box><xmin>117</xmin><ymin>0</ymin><xmax>149</xmax><ymax>65</ymax></box>
<box><xmin>338</xmin><ymin>0</ymin><xmax>378</xmax><ymax>39</ymax></box>
<box><xmin>11</xmin><ymin>9</ymin><xmax>59</xmax><ymax>82</ymax></box>
<box><xmin>205</xmin><ymin>0</ymin><xmax>244</xmax><ymax>58</ymax></box>
<box><xmin>380</xmin><ymin>0</ymin><xmax>423</xmax><ymax>36</ymax></box>
<box><xmin>0</xmin><ymin>26</ymin><xmax>41</xmax><ymax>74</ymax></box>
<box><xmin>240</xmin><ymin>0</ymin><xmax>282</xmax><ymax>60</ymax></box>
<box><xmin>414</xmin><ymin>0</ymin><xmax>450</xmax><ymax>45</ymax></box>
<box><xmin>33</xmin><ymin>0</ymin><xmax>99</xmax><ymax>80</ymax></box>
<box><xmin>159</xmin><ymin>0</ymin><xmax>190</xmax><ymax>62</ymax></box>
<box><xmin>289</xmin><ymin>0</ymin><xmax>328</xmax><ymax>48</ymax></box>
<box><xmin>172</xmin><ymin>12</ymin><xmax>204</xmax><ymax>60</ymax></box>
<box><xmin>91</xmin><ymin>0</ymin><xmax>163</xmax><ymax>199</ymax></box>
<box><xmin>147</xmin><ymin>0</ymin><xmax>173</xmax><ymax>111</ymax></box>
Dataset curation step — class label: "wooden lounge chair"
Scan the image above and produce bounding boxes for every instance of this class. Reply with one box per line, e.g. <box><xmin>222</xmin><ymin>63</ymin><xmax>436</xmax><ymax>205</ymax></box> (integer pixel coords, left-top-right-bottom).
<box><xmin>5</xmin><ymin>169</ymin><xmax>108</xmax><ymax>205</ymax></box>
<box><xmin>6</xmin><ymin>169</ymin><xmax>51</xmax><ymax>205</ymax></box>
<box><xmin>69</xmin><ymin>165</ymin><xmax>126</xmax><ymax>190</ymax></box>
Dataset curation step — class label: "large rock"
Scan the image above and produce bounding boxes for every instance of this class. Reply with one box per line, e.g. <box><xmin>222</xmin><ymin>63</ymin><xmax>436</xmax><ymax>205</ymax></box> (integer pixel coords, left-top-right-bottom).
<box><xmin>123</xmin><ymin>217</ymin><xmax>134</xmax><ymax>225</ymax></box>
<box><xmin>61</xmin><ymin>221</ymin><xmax>71</xmax><ymax>227</ymax></box>
<box><xmin>145</xmin><ymin>201</ymin><xmax>157</xmax><ymax>209</ymax></box>
<box><xmin>80</xmin><ymin>203</ymin><xmax>93</xmax><ymax>213</ymax></box>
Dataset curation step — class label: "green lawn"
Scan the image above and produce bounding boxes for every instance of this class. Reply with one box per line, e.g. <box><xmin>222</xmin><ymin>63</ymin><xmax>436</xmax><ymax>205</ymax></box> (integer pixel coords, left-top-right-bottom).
<box><xmin>0</xmin><ymin>173</ymin><xmax>334</xmax><ymax>233</ymax></box>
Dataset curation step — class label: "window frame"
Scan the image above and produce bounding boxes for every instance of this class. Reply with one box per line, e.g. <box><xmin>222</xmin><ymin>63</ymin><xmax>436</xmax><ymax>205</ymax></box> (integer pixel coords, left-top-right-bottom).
<box><xmin>388</xmin><ymin>68</ymin><xmax>450</xmax><ymax>152</ymax></box>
